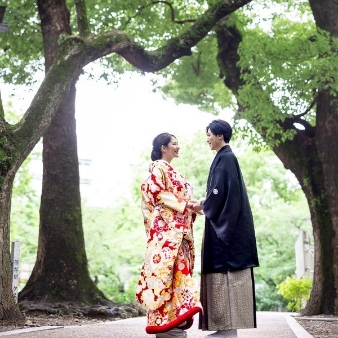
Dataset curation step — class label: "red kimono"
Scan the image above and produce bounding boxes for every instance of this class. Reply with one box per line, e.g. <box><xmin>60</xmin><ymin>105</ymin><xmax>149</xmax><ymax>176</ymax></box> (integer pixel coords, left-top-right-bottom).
<box><xmin>135</xmin><ymin>160</ymin><xmax>202</xmax><ymax>334</ymax></box>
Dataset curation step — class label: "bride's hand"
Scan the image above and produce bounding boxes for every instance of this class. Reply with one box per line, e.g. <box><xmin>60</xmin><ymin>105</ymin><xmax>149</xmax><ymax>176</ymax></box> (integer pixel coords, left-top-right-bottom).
<box><xmin>191</xmin><ymin>201</ymin><xmax>203</xmax><ymax>213</ymax></box>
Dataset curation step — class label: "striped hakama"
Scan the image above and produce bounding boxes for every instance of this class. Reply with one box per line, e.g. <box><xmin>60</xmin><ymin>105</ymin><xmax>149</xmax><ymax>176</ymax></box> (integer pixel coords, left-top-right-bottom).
<box><xmin>199</xmin><ymin>268</ymin><xmax>257</xmax><ymax>331</ymax></box>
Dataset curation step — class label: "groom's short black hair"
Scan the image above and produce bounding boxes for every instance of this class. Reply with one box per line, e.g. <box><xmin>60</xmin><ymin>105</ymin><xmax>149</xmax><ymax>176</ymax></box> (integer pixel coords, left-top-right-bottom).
<box><xmin>206</xmin><ymin>119</ymin><xmax>232</xmax><ymax>143</ymax></box>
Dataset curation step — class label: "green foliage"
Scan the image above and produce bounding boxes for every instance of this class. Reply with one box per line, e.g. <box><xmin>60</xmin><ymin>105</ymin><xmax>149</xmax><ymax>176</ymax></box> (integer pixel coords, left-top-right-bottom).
<box><xmin>8</xmin><ymin>104</ymin><xmax>39</xmax><ymax>267</ymax></box>
<box><xmin>4</xmin><ymin>0</ymin><xmax>332</xmax><ymax>147</ymax></box>
<box><xmin>237</xmin><ymin>10</ymin><xmax>320</xmax><ymax>144</ymax></box>
<box><xmin>10</xmin><ymin>160</ymin><xmax>39</xmax><ymax>291</ymax></box>
<box><xmin>84</xmin><ymin>0</ymin><xmax>207</xmax><ymax>41</ymax></box>
<box><xmin>159</xmin><ymin>36</ymin><xmax>234</xmax><ymax>114</ymax></box>
<box><xmin>0</xmin><ymin>2</ymin><xmax>43</xmax><ymax>85</ymax></box>
<box><xmin>82</xmin><ymin>202</ymin><xmax>146</xmax><ymax>302</ymax></box>
<box><xmin>255</xmin><ymin>280</ymin><xmax>289</xmax><ymax>312</ymax></box>
<box><xmin>70</xmin><ymin>0</ymin><xmax>218</xmax><ymax>81</ymax></box>
<box><xmin>233</xmin><ymin>2</ymin><xmax>338</xmax><ymax>145</ymax></box>
<box><xmin>149</xmin><ymin>0</ymin><xmax>338</xmax><ymax>148</ymax></box>
<box><xmin>276</xmin><ymin>276</ymin><xmax>313</xmax><ymax>312</ymax></box>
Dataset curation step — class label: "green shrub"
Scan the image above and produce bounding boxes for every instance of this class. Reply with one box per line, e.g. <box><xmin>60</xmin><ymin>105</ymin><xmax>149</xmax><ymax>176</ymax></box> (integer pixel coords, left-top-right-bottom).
<box><xmin>276</xmin><ymin>276</ymin><xmax>313</xmax><ymax>312</ymax></box>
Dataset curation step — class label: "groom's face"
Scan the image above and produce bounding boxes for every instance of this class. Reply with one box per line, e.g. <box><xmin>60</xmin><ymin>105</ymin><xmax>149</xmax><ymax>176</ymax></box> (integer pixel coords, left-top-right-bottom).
<box><xmin>206</xmin><ymin>129</ymin><xmax>223</xmax><ymax>152</ymax></box>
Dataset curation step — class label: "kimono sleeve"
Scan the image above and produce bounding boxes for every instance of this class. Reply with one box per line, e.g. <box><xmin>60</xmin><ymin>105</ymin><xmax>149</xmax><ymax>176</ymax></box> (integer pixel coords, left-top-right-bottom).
<box><xmin>144</xmin><ymin>164</ymin><xmax>187</xmax><ymax>214</ymax></box>
<box><xmin>202</xmin><ymin>168</ymin><xmax>241</xmax><ymax>245</ymax></box>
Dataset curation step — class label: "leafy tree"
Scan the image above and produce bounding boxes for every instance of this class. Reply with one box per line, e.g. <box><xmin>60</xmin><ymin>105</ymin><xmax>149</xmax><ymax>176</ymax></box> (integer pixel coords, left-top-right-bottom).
<box><xmin>0</xmin><ymin>0</ymin><xmax>252</xmax><ymax>319</ymax></box>
<box><xmin>156</xmin><ymin>0</ymin><xmax>338</xmax><ymax>315</ymax></box>
<box><xmin>17</xmin><ymin>0</ymin><xmax>109</xmax><ymax>309</ymax></box>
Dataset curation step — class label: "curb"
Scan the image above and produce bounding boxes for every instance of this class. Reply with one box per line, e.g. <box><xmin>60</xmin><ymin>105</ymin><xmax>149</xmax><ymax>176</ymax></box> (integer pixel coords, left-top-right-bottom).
<box><xmin>0</xmin><ymin>326</ymin><xmax>63</xmax><ymax>336</ymax></box>
<box><xmin>284</xmin><ymin>315</ymin><xmax>314</xmax><ymax>338</ymax></box>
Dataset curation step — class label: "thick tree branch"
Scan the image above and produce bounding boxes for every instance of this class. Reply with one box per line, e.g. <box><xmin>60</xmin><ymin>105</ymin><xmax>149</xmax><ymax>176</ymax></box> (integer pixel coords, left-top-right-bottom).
<box><xmin>84</xmin><ymin>0</ymin><xmax>252</xmax><ymax>71</ymax></box>
<box><xmin>299</xmin><ymin>96</ymin><xmax>317</xmax><ymax>118</ymax></box>
<box><xmin>309</xmin><ymin>0</ymin><xmax>338</xmax><ymax>35</ymax></box>
<box><xmin>13</xmin><ymin>39</ymin><xmax>85</xmax><ymax>161</ymax></box>
<box><xmin>280</xmin><ymin>97</ymin><xmax>317</xmax><ymax>138</ymax></box>
<box><xmin>155</xmin><ymin>1</ymin><xmax>196</xmax><ymax>24</ymax></box>
<box><xmin>75</xmin><ymin>0</ymin><xmax>90</xmax><ymax>36</ymax></box>
<box><xmin>280</xmin><ymin>116</ymin><xmax>316</xmax><ymax>138</ymax></box>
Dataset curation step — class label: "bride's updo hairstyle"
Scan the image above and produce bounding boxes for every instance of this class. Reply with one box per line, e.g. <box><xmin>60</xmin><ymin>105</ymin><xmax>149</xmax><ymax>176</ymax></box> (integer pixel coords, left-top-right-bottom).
<box><xmin>151</xmin><ymin>132</ymin><xmax>175</xmax><ymax>161</ymax></box>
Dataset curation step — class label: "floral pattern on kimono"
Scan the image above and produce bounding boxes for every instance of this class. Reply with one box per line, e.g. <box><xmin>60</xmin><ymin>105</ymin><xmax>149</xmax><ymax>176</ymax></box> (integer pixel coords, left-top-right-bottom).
<box><xmin>135</xmin><ymin>160</ymin><xmax>202</xmax><ymax>334</ymax></box>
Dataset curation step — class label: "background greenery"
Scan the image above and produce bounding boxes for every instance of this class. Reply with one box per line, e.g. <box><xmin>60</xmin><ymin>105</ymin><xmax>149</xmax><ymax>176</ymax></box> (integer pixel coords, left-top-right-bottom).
<box><xmin>10</xmin><ymin>129</ymin><xmax>312</xmax><ymax>310</ymax></box>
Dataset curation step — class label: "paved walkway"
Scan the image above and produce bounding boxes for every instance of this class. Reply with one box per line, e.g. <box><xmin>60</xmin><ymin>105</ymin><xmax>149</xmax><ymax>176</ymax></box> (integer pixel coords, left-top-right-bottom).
<box><xmin>0</xmin><ymin>312</ymin><xmax>313</xmax><ymax>338</ymax></box>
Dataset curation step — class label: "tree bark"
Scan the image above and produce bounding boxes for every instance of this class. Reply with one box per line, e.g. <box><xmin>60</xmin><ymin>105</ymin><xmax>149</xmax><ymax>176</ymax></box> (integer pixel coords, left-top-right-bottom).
<box><xmin>0</xmin><ymin>175</ymin><xmax>22</xmax><ymax>319</ymax></box>
<box><xmin>19</xmin><ymin>80</ymin><xmax>107</xmax><ymax>303</ymax></box>
<box><xmin>306</xmin><ymin>0</ymin><xmax>338</xmax><ymax>314</ymax></box>
<box><xmin>214</xmin><ymin>6</ymin><xmax>338</xmax><ymax>314</ymax></box>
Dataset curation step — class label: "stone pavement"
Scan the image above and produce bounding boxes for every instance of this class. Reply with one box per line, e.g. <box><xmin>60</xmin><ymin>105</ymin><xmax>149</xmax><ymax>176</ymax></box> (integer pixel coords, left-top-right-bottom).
<box><xmin>0</xmin><ymin>312</ymin><xmax>313</xmax><ymax>338</ymax></box>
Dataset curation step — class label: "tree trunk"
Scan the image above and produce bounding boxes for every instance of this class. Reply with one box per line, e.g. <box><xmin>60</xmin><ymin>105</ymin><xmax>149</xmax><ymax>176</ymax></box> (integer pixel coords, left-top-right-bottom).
<box><xmin>19</xmin><ymin>81</ymin><xmax>106</xmax><ymax>303</ymax></box>
<box><xmin>0</xmin><ymin>175</ymin><xmax>22</xmax><ymax>319</ymax></box>
<box><xmin>305</xmin><ymin>90</ymin><xmax>338</xmax><ymax>315</ymax></box>
<box><xmin>19</xmin><ymin>0</ymin><xmax>107</xmax><ymax>304</ymax></box>
<box><xmin>306</xmin><ymin>0</ymin><xmax>338</xmax><ymax>315</ymax></box>
<box><xmin>214</xmin><ymin>15</ymin><xmax>338</xmax><ymax>314</ymax></box>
